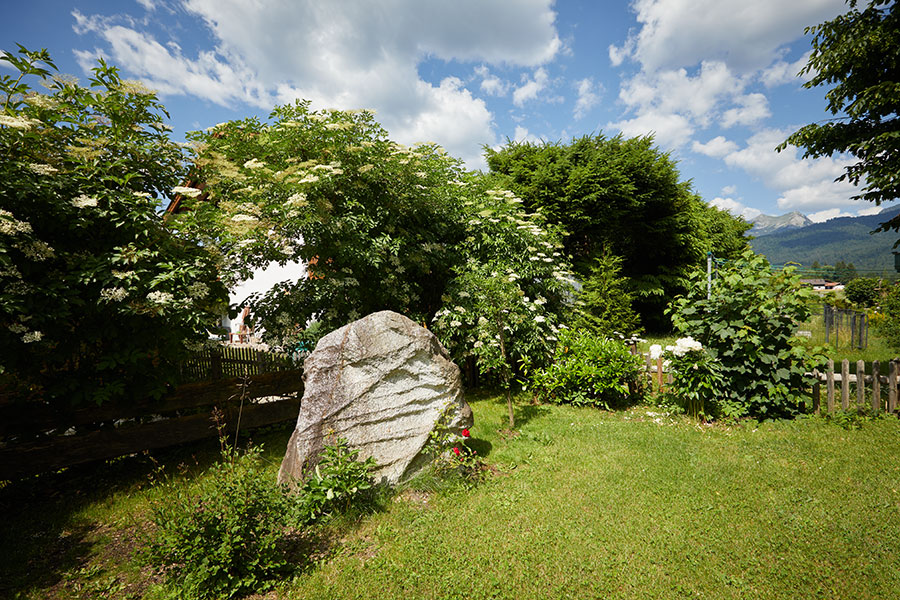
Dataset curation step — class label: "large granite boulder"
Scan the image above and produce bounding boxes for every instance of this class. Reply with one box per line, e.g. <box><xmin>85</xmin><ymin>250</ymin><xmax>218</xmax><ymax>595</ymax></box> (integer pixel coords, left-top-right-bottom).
<box><xmin>278</xmin><ymin>310</ymin><xmax>472</xmax><ymax>486</ymax></box>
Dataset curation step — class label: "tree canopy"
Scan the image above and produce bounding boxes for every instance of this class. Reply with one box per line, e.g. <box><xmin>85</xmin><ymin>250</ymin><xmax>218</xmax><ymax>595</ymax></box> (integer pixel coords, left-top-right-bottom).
<box><xmin>485</xmin><ymin>134</ymin><xmax>750</xmax><ymax>329</ymax></box>
<box><xmin>0</xmin><ymin>47</ymin><xmax>227</xmax><ymax>404</ymax></box>
<box><xmin>780</xmin><ymin>0</ymin><xmax>900</xmax><ymax>235</ymax></box>
<box><xmin>174</xmin><ymin>101</ymin><xmax>575</xmax><ymax>369</ymax></box>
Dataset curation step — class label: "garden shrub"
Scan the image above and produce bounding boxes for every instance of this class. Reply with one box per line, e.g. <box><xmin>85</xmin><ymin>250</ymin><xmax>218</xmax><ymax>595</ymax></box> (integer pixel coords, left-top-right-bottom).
<box><xmin>526</xmin><ymin>328</ymin><xmax>640</xmax><ymax>408</ymax></box>
<box><xmin>844</xmin><ymin>277</ymin><xmax>883</xmax><ymax>308</ymax></box>
<box><xmin>668</xmin><ymin>250</ymin><xmax>822</xmax><ymax>420</ymax></box>
<box><xmin>145</xmin><ymin>440</ymin><xmax>377</xmax><ymax>599</ymax></box>
<box><xmin>655</xmin><ymin>337</ymin><xmax>726</xmax><ymax>420</ymax></box>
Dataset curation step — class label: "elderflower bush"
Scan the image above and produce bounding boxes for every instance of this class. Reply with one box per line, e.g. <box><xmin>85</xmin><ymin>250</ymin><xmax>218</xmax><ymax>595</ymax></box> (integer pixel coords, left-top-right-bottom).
<box><xmin>0</xmin><ymin>47</ymin><xmax>226</xmax><ymax>405</ymax></box>
<box><xmin>175</xmin><ymin>101</ymin><xmax>574</xmax><ymax>367</ymax></box>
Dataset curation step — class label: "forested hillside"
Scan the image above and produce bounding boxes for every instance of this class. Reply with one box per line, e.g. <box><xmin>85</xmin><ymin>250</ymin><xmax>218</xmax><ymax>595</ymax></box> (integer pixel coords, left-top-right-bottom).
<box><xmin>749</xmin><ymin>206</ymin><xmax>900</xmax><ymax>273</ymax></box>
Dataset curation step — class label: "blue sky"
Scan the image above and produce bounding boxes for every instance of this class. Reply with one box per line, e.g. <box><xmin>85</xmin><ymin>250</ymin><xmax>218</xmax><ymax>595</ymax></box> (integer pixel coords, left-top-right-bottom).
<box><xmin>3</xmin><ymin>0</ymin><xmax>893</xmax><ymax>225</ymax></box>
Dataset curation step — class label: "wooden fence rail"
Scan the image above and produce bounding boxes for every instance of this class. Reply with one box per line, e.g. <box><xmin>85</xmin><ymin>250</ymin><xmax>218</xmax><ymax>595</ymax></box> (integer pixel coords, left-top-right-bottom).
<box><xmin>0</xmin><ymin>362</ymin><xmax>304</xmax><ymax>480</ymax></box>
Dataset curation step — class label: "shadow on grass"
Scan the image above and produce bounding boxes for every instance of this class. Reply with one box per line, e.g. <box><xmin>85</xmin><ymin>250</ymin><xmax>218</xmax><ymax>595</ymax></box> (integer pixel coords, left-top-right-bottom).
<box><xmin>0</xmin><ymin>421</ymin><xmax>296</xmax><ymax>599</ymax></box>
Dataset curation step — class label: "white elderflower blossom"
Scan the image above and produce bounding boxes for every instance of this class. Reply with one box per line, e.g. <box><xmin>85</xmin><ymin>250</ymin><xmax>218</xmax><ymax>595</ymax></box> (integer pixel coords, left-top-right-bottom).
<box><xmin>671</xmin><ymin>337</ymin><xmax>703</xmax><ymax>356</ymax></box>
<box><xmin>243</xmin><ymin>158</ymin><xmax>265</xmax><ymax>169</ymax></box>
<box><xmin>172</xmin><ymin>186</ymin><xmax>202</xmax><ymax>198</ymax></box>
<box><xmin>0</xmin><ymin>210</ymin><xmax>33</xmax><ymax>235</ymax></box>
<box><xmin>231</xmin><ymin>214</ymin><xmax>258</xmax><ymax>222</ymax></box>
<box><xmin>147</xmin><ymin>290</ymin><xmax>174</xmax><ymax>305</ymax></box>
<box><xmin>358</xmin><ymin>164</ymin><xmax>374</xmax><ymax>173</ymax></box>
<box><xmin>534</xmin><ymin>315</ymin><xmax>546</xmax><ymax>323</ymax></box>
<box><xmin>21</xmin><ymin>331</ymin><xmax>43</xmax><ymax>343</ymax></box>
<box><xmin>298</xmin><ymin>174</ymin><xmax>320</xmax><ymax>184</ymax></box>
<box><xmin>187</xmin><ymin>282</ymin><xmax>208</xmax><ymax>298</ymax></box>
<box><xmin>132</xmin><ymin>191</ymin><xmax>152</xmax><ymax>198</ymax></box>
<box><xmin>451</xmin><ymin>320</ymin><xmax>462</xmax><ymax>327</ymax></box>
<box><xmin>286</xmin><ymin>192</ymin><xmax>307</xmax><ymax>206</ymax></box>
<box><xmin>0</xmin><ymin>115</ymin><xmax>41</xmax><ymax>129</ymax></box>
<box><xmin>100</xmin><ymin>287</ymin><xmax>128</xmax><ymax>302</ymax></box>
<box><xmin>71</xmin><ymin>194</ymin><xmax>98</xmax><ymax>208</ymax></box>
<box><xmin>29</xmin><ymin>163</ymin><xmax>58</xmax><ymax>175</ymax></box>
<box><xmin>8</xmin><ymin>323</ymin><xmax>27</xmax><ymax>334</ymax></box>
<box><xmin>473</xmin><ymin>340</ymin><xmax>483</xmax><ymax>348</ymax></box>
<box><xmin>649</xmin><ymin>344</ymin><xmax>663</xmax><ymax>360</ymax></box>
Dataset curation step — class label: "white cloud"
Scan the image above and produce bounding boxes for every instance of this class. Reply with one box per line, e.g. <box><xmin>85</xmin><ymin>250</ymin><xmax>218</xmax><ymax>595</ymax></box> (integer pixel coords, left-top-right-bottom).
<box><xmin>610</xmin><ymin>0</ymin><xmax>846</xmax><ymax>74</ymax></box>
<box><xmin>710</xmin><ymin>197</ymin><xmax>761</xmax><ymax>220</ymax></box>
<box><xmin>720</xmin><ymin>92</ymin><xmax>770</xmax><ymax>128</ymax></box>
<box><xmin>72</xmin><ymin>0</ymin><xmax>562</xmax><ymax>169</ymax></box>
<box><xmin>513</xmin><ymin>67</ymin><xmax>549</xmax><ymax>107</ymax></box>
<box><xmin>692</xmin><ymin>135</ymin><xmax>738</xmax><ymax>158</ymax></box>
<box><xmin>723</xmin><ymin>128</ymin><xmax>859</xmax><ymax>211</ymax></box>
<box><xmin>760</xmin><ymin>51</ymin><xmax>813</xmax><ymax>87</ymax></box>
<box><xmin>513</xmin><ymin>125</ymin><xmax>542</xmax><ymax>144</ymax></box>
<box><xmin>474</xmin><ymin>65</ymin><xmax>508</xmax><ymax>97</ymax></box>
<box><xmin>573</xmin><ymin>77</ymin><xmax>601</xmax><ymax>119</ymax></box>
<box><xmin>607</xmin><ymin>110</ymin><xmax>694</xmax><ymax>149</ymax></box>
<box><xmin>808</xmin><ymin>208</ymin><xmax>853</xmax><ymax>223</ymax></box>
<box><xmin>857</xmin><ymin>205</ymin><xmax>886</xmax><ymax>216</ymax></box>
<box><xmin>721</xmin><ymin>184</ymin><xmax>737</xmax><ymax>195</ymax></box>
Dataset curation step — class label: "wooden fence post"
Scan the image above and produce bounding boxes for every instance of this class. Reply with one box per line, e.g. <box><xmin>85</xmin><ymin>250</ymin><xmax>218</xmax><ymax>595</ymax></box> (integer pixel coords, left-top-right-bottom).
<box><xmin>841</xmin><ymin>359</ymin><xmax>850</xmax><ymax>410</ymax></box>
<box><xmin>812</xmin><ymin>368</ymin><xmax>820</xmax><ymax>414</ymax></box>
<box><xmin>656</xmin><ymin>356</ymin><xmax>664</xmax><ymax>393</ymax></box>
<box><xmin>826</xmin><ymin>359</ymin><xmax>835</xmax><ymax>414</ymax></box>
<box><xmin>889</xmin><ymin>360</ymin><xmax>898</xmax><ymax>413</ymax></box>
<box><xmin>872</xmin><ymin>360</ymin><xmax>881</xmax><ymax>412</ymax></box>
<box><xmin>856</xmin><ymin>360</ymin><xmax>866</xmax><ymax>408</ymax></box>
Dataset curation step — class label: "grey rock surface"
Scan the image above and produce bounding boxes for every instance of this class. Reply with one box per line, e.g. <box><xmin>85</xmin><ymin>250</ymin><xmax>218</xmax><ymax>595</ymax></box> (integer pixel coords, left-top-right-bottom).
<box><xmin>278</xmin><ymin>310</ymin><xmax>472</xmax><ymax>486</ymax></box>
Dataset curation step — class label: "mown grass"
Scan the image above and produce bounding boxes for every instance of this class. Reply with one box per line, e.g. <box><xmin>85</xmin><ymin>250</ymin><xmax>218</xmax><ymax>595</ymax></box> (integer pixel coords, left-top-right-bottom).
<box><xmin>3</xmin><ymin>393</ymin><xmax>900</xmax><ymax>599</ymax></box>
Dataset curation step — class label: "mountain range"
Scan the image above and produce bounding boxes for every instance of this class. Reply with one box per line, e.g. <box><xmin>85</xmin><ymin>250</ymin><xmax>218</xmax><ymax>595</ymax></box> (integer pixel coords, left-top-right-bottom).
<box><xmin>747</xmin><ymin>206</ymin><xmax>900</xmax><ymax>274</ymax></box>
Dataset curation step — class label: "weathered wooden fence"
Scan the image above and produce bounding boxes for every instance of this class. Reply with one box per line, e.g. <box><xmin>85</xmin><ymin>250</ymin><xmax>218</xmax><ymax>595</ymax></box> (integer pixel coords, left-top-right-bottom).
<box><xmin>0</xmin><ymin>346</ymin><xmax>305</xmax><ymax>480</ymax></box>
<box><xmin>638</xmin><ymin>351</ymin><xmax>900</xmax><ymax>416</ymax></box>
<box><xmin>810</xmin><ymin>359</ymin><xmax>900</xmax><ymax>414</ymax></box>
<box><xmin>179</xmin><ymin>345</ymin><xmax>305</xmax><ymax>382</ymax></box>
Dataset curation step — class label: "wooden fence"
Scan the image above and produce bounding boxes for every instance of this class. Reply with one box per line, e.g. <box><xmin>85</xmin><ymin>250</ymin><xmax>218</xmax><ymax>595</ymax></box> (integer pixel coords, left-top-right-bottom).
<box><xmin>0</xmin><ymin>347</ymin><xmax>305</xmax><ymax>480</ymax></box>
<box><xmin>638</xmin><ymin>351</ymin><xmax>900</xmax><ymax>416</ymax></box>
<box><xmin>179</xmin><ymin>345</ymin><xmax>305</xmax><ymax>382</ymax></box>
<box><xmin>811</xmin><ymin>359</ymin><xmax>900</xmax><ymax>414</ymax></box>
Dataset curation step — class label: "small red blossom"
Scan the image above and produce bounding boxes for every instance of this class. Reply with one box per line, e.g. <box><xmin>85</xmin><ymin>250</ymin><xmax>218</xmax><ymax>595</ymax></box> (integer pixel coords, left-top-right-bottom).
<box><xmin>461</xmin><ymin>429</ymin><xmax>470</xmax><ymax>438</ymax></box>
<box><xmin>452</xmin><ymin>447</ymin><xmax>461</xmax><ymax>456</ymax></box>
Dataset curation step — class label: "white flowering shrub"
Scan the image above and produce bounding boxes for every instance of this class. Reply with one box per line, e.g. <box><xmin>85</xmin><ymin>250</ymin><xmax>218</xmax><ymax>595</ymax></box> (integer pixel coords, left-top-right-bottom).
<box><xmin>1</xmin><ymin>47</ymin><xmax>226</xmax><ymax>405</ymax></box>
<box><xmin>661</xmin><ymin>337</ymin><xmax>725</xmax><ymax>419</ymax></box>
<box><xmin>175</xmin><ymin>101</ymin><xmax>574</xmax><ymax>364</ymax></box>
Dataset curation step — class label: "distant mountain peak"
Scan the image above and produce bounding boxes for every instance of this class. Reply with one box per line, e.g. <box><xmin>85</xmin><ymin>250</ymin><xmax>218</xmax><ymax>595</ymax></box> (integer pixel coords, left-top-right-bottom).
<box><xmin>749</xmin><ymin>211</ymin><xmax>813</xmax><ymax>236</ymax></box>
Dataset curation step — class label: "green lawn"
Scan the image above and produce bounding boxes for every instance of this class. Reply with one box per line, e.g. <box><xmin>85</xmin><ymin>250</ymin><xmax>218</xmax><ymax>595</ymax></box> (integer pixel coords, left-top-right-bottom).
<box><xmin>3</xmin><ymin>393</ymin><xmax>900</xmax><ymax>599</ymax></box>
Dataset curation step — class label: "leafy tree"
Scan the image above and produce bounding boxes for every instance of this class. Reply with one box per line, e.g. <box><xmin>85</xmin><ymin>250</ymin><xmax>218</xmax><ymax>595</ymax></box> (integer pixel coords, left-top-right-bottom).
<box><xmin>844</xmin><ymin>276</ymin><xmax>882</xmax><ymax>306</ymax></box>
<box><xmin>0</xmin><ymin>46</ymin><xmax>227</xmax><ymax>405</ymax></box>
<box><xmin>668</xmin><ymin>250</ymin><xmax>822</xmax><ymax>420</ymax></box>
<box><xmin>780</xmin><ymin>1</ymin><xmax>900</xmax><ymax>236</ymax></box>
<box><xmin>175</xmin><ymin>102</ymin><xmax>574</xmax><ymax>375</ymax></box>
<box><xmin>873</xmin><ymin>282</ymin><xmax>900</xmax><ymax>348</ymax></box>
<box><xmin>485</xmin><ymin>134</ymin><xmax>749</xmax><ymax>329</ymax></box>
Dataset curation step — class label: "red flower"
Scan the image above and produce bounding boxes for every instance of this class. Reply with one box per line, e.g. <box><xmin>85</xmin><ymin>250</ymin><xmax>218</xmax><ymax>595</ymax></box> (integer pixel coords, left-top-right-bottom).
<box><xmin>452</xmin><ymin>447</ymin><xmax>461</xmax><ymax>456</ymax></box>
<box><xmin>461</xmin><ymin>429</ymin><xmax>470</xmax><ymax>438</ymax></box>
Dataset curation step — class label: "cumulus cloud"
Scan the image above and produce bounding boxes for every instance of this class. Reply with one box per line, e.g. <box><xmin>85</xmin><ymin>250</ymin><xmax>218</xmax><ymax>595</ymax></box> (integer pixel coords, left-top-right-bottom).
<box><xmin>513</xmin><ymin>67</ymin><xmax>550</xmax><ymax>107</ymax></box>
<box><xmin>573</xmin><ymin>77</ymin><xmax>600</xmax><ymax>119</ymax></box>
<box><xmin>607</xmin><ymin>110</ymin><xmax>694</xmax><ymax>149</ymax></box>
<box><xmin>721</xmin><ymin>185</ymin><xmax>738</xmax><ymax>195</ymax></box>
<box><xmin>710</xmin><ymin>197</ymin><xmax>761</xmax><ymax>220</ymax></box>
<box><xmin>808</xmin><ymin>208</ymin><xmax>854</xmax><ymax>223</ymax></box>
<box><xmin>760</xmin><ymin>51</ymin><xmax>814</xmax><ymax>87</ymax></box>
<box><xmin>514</xmin><ymin>125</ymin><xmax>543</xmax><ymax>144</ymax></box>
<box><xmin>609</xmin><ymin>0</ymin><xmax>846</xmax><ymax>74</ymax></box>
<box><xmin>723</xmin><ymin>128</ymin><xmax>858</xmax><ymax>211</ymax></box>
<box><xmin>720</xmin><ymin>92</ymin><xmax>770</xmax><ymax>128</ymax></box>
<box><xmin>692</xmin><ymin>135</ymin><xmax>738</xmax><ymax>158</ymax></box>
<box><xmin>475</xmin><ymin>65</ymin><xmax>508</xmax><ymax>97</ymax></box>
<box><xmin>71</xmin><ymin>0</ymin><xmax>561</xmax><ymax>169</ymax></box>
